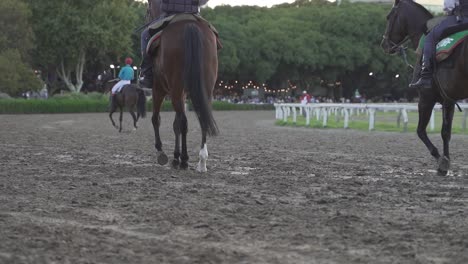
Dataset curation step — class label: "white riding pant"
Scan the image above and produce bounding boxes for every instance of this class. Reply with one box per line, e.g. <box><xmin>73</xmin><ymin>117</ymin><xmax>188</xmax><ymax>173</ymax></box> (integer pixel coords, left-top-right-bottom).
<box><xmin>111</xmin><ymin>80</ymin><xmax>131</xmax><ymax>94</ymax></box>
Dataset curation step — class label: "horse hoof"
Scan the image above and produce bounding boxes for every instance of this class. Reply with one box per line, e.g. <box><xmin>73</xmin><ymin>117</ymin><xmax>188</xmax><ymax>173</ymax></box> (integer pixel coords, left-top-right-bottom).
<box><xmin>437</xmin><ymin>169</ymin><xmax>448</xmax><ymax>176</ymax></box>
<box><xmin>157</xmin><ymin>152</ymin><xmax>168</xmax><ymax>165</ymax></box>
<box><xmin>172</xmin><ymin>159</ymin><xmax>180</xmax><ymax>168</ymax></box>
<box><xmin>180</xmin><ymin>162</ymin><xmax>189</xmax><ymax>170</ymax></box>
<box><xmin>196</xmin><ymin>165</ymin><xmax>207</xmax><ymax>173</ymax></box>
<box><xmin>437</xmin><ymin>156</ymin><xmax>450</xmax><ymax>176</ymax></box>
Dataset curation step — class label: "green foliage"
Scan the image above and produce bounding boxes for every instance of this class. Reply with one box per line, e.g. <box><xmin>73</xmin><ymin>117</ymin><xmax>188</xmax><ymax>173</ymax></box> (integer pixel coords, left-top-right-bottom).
<box><xmin>0</xmin><ymin>0</ymin><xmax>39</xmax><ymax>96</ymax></box>
<box><xmin>203</xmin><ymin>0</ymin><xmax>415</xmax><ymax>99</ymax></box>
<box><xmin>0</xmin><ymin>96</ymin><xmax>273</xmax><ymax>114</ymax></box>
<box><xmin>14</xmin><ymin>0</ymin><xmax>416</xmax><ymax>99</ymax></box>
<box><xmin>0</xmin><ymin>50</ymin><xmax>42</xmax><ymax>96</ymax></box>
<box><xmin>211</xmin><ymin>101</ymin><xmax>274</xmax><ymax>111</ymax></box>
<box><xmin>0</xmin><ymin>0</ymin><xmax>34</xmax><ymax>59</ymax></box>
<box><xmin>29</xmin><ymin>0</ymin><xmax>138</xmax><ymax>65</ymax></box>
<box><xmin>28</xmin><ymin>0</ymin><xmax>141</xmax><ymax>92</ymax></box>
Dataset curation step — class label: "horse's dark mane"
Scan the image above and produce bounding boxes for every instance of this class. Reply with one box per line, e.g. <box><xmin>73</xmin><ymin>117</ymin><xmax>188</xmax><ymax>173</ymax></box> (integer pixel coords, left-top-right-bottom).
<box><xmin>402</xmin><ymin>0</ymin><xmax>434</xmax><ymax>19</ymax></box>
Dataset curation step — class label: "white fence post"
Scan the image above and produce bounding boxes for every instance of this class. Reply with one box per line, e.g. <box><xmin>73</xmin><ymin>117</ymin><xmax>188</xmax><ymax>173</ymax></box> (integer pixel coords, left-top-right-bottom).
<box><xmin>430</xmin><ymin>110</ymin><xmax>435</xmax><ymax>131</ymax></box>
<box><xmin>344</xmin><ymin>108</ymin><xmax>349</xmax><ymax>129</ymax></box>
<box><xmin>463</xmin><ymin>110</ymin><xmax>468</xmax><ymax>132</ymax></box>
<box><xmin>402</xmin><ymin>108</ymin><xmax>409</xmax><ymax>132</ymax></box>
<box><xmin>292</xmin><ymin>107</ymin><xmax>297</xmax><ymax>124</ymax></box>
<box><xmin>369</xmin><ymin>109</ymin><xmax>376</xmax><ymax>131</ymax></box>
<box><xmin>283</xmin><ymin>106</ymin><xmax>288</xmax><ymax>122</ymax></box>
<box><xmin>322</xmin><ymin>108</ymin><xmax>328</xmax><ymax>127</ymax></box>
<box><xmin>275</xmin><ymin>106</ymin><xmax>281</xmax><ymax>120</ymax></box>
<box><xmin>306</xmin><ymin>106</ymin><xmax>311</xmax><ymax>126</ymax></box>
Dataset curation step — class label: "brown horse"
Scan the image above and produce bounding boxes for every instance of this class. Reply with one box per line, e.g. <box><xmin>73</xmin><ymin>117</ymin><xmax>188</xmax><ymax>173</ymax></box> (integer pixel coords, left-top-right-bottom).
<box><xmin>381</xmin><ymin>0</ymin><xmax>468</xmax><ymax>175</ymax></box>
<box><xmin>99</xmin><ymin>71</ymin><xmax>147</xmax><ymax>132</ymax></box>
<box><xmin>147</xmin><ymin>1</ymin><xmax>219</xmax><ymax>172</ymax></box>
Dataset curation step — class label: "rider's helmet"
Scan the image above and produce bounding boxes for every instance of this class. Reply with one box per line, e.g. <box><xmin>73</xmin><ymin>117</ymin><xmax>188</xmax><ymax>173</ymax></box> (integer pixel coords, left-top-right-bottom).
<box><xmin>125</xmin><ymin>57</ymin><xmax>133</xmax><ymax>65</ymax></box>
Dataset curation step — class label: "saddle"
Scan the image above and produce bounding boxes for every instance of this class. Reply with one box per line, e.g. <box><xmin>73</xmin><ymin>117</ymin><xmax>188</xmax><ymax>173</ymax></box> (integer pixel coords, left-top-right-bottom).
<box><xmin>146</xmin><ymin>13</ymin><xmax>222</xmax><ymax>55</ymax></box>
<box><xmin>418</xmin><ymin>17</ymin><xmax>468</xmax><ymax>62</ymax></box>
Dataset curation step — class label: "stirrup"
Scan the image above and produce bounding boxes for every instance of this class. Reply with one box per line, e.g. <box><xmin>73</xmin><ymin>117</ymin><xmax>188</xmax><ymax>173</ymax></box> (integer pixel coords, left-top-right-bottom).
<box><xmin>409</xmin><ymin>77</ymin><xmax>432</xmax><ymax>89</ymax></box>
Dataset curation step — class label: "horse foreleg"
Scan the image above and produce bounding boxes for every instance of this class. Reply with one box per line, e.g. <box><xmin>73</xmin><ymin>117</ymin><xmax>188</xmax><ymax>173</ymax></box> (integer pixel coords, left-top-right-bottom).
<box><xmin>438</xmin><ymin>102</ymin><xmax>455</xmax><ymax>175</ymax></box>
<box><xmin>197</xmin><ymin>130</ymin><xmax>208</xmax><ymax>173</ymax></box>
<box><xmin>152</xmin><ymin>93</ymin><xmax>168</xmax><ymax>165</ymax></box>
<box><xmin>417</xmin><ymin>100</ymin><xmax>440</xmax><ymax>160</ymax></box>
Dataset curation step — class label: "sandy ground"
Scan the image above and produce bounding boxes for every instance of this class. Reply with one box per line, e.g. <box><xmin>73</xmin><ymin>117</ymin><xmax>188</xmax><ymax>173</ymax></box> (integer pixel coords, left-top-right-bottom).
<box><xmin>0</xmin><ymin>111</ymin><xmax>467</xmax><ymax>264</ymax></box>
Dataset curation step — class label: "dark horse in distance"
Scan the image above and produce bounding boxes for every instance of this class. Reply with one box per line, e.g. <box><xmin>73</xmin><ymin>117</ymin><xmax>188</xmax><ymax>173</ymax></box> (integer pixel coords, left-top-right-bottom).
<box><xmin>381</xmin><ymin>0</ymin><xmax>468</xmax><ymax>175</ymax></box>
<box><xmin>146</xmin><ymin>1</ymin><xmax>219</xmax><ymax>172</ymax></box>
<box><xmin>98</xmin><ymin>71</ymin><xmax>147</xmax><ymax>132</ymax></box>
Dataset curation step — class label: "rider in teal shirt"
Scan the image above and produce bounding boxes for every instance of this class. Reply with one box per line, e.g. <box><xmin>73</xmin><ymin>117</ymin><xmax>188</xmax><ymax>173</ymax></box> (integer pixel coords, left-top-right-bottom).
<box><xmin>110</xmin><ymin>57</ymin><xmax>135</xmax><ymax>107</ymax></box>
<box><xmin>118</xmin><ymin>64</ymin><xmax>134</xmax><ymax>81</ymax></box>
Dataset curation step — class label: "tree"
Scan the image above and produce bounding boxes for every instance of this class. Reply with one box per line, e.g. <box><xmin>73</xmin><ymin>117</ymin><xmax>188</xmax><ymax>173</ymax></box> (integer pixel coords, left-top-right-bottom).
<box><xmin>29</xmin><ymin>0</ymin><xmax>139</xmax><ymax>93</ymax></box>
<box><xmin>0</xmin><ymin>0</ymin><xmax>41</xmax><ymax>96</ymax></box>
<box><xmin>0</xmin><ymin>50</ymin><xmax>42</xmax><ymax>96</ymax></box>
<box><xmin>203</xmin><ymin>0</ymin><xmax>414</xmax><ymax>100</ymax></box>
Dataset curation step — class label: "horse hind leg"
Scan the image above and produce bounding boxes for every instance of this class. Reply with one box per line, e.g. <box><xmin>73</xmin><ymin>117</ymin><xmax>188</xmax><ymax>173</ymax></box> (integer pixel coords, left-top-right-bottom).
<box><xmin>179</xmin><ymin>111</ymin><xmax>189</xmax><ymax>170</ymax></box>
<box><xmin>129</xmin><ymin>107</ymin><xmax>138</xmax><ymax>130</ymax></box>
<box><xmin>197</xmin><ymin>131</ymin><xmax>208</xmax><ymax>173</ymax></box>
<box><xmin>172</xmin><ymin>112</ymin><xmax>182</xmax><ymax>168</ymax></box>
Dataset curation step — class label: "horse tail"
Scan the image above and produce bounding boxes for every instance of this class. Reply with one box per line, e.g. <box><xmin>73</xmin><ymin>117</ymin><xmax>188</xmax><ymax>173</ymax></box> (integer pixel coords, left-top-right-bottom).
<box><xmin>184</xmin><ymin>23</ymin><xmax>218</xmax><ymax>136</ymax></box>
<box><xmin>136</xmin><ymin>88</ymin><xmax>147</xmax><ymax>118</ymax></box>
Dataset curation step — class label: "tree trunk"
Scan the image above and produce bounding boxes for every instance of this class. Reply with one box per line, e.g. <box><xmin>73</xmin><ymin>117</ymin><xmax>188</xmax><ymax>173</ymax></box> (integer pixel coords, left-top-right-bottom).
<box><xmin>57</xmin><ymin>60</ymin><xmax>76</xmax><ymax>92</ymax></box>
<box><xmin>74</xmin><ymin>50</ymin><xmax>85</xmax><ymax>92</ymax></box>
<box><xmin>56</xmin><ymin>50</ymin><xmax>86</xmax><ymax>93</ymax></box>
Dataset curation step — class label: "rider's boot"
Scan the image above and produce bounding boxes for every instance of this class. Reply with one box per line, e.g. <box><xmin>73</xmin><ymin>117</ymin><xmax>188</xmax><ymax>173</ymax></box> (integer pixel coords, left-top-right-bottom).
<box><xmin>139</xmin><ymin>55</ymin><xmax>154</xmax><ymax>88</ymax></box>
<box><xmin>409</xmin><ymin>56</ymin><xmax>433</xmax><ymax>89</ymax></box>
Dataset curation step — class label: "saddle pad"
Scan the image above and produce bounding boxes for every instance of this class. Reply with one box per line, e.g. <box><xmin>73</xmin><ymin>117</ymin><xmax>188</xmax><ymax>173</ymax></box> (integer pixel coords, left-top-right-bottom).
<box><xmin>417</xmin><ymin>30</ymin><xmax>468</xmax><ymax>62</ymax></box>
<box><xmin>146</xmin><ymin>13</ymin><xmax>221</xmax><ymax>55</ymax></box>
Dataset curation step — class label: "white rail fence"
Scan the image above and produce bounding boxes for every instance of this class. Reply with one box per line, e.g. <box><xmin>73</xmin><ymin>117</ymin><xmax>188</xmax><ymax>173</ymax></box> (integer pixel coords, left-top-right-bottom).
<box><xmin>274</xmin><ymin>103</ymin><xmax>468</xmax><ymax>132</ymax></box>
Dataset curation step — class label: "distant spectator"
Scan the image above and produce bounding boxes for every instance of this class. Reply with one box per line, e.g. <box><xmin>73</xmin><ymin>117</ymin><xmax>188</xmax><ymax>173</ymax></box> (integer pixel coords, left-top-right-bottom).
<box><xmin>299</xmin><ymin>91</ymin><xmax>311</xmax><ymax>105</ymax></box>
<box><xmin>40</xmin><ymin>85</ymin><xmax>48</xmax><ymax>99</ymax></box>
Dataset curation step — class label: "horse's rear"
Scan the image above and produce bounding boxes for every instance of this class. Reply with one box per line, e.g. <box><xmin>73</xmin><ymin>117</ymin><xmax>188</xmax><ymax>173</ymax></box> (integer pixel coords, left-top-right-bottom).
<box><xmin>109</xmin><ymin>84</ymin><xmax>147</xmax><ymax>132</ymax></box>
<box><xmin>151</xmin><ymin>19</ymin><xmax>218</xmax><ymax>172</ymax></box>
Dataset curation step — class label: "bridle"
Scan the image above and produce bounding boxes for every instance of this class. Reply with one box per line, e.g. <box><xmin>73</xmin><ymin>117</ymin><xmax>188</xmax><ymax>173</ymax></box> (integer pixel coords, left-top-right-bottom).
<box><xmin>383</xmin><ymin>4</ymin><xmax>411</xmax><ymax>52</ymax></box>
<box><xmin>383</xmin><ymin>2</ymin><xmax>417</xmax><ymax>69</ymax></box>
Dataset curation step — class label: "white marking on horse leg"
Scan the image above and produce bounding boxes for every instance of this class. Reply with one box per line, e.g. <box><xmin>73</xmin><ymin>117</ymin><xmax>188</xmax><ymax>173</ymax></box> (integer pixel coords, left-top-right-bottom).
<box><xmin>197</xmin><ymin>144</ymin><xmax>208</xmax><ymax>173</ymax></box>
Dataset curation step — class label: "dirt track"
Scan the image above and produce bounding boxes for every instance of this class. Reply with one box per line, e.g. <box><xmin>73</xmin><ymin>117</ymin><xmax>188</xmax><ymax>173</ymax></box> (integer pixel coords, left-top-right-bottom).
<box><xmin>0</xmin><ymin>111</ymin><xmax>467</xmax><ymax>264</ymax></box>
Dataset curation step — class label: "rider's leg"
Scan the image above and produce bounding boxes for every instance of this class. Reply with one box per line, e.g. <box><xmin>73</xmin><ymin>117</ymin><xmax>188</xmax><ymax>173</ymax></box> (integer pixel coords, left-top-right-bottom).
<box><xmin>410</xmin><ymin>16</ymin><xmax>457</xmax><ymax>89</ymax></box>
<box><xmin>139</xmin><ymin>28</ymin><xmax>154</xmax><ymax>88</ymax></box>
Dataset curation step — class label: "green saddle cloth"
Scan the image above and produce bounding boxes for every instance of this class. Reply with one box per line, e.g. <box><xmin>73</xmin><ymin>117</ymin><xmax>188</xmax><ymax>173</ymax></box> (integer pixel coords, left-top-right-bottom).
<box><xmin>417</xmin><ymin>30</ymin><xmax>468</xmax><ymax>62</ymax></box>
